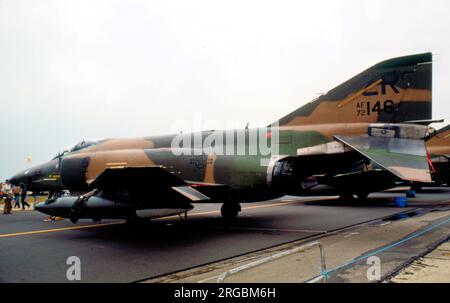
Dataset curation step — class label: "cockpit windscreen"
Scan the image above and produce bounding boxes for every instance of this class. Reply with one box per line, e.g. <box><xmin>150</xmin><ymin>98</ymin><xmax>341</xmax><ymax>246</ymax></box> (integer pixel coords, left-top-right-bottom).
<box><xmin>52</xmin><ymin>138</ymin><xmax>105</xmax><ymax>159</ymax></box>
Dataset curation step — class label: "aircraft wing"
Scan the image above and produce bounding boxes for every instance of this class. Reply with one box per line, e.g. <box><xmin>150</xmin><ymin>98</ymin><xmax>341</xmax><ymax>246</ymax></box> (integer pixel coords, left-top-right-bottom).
<box><xmin>90</xmin><ymin>166</ymin><xmax>211</xmax><ymax>202</ymax></box>
<box><xmin>38</xmin><ymin>166</ymin><xmax>216</xmax><ymax>224</ymax></box>
<box><xmin>334</xmin><ymin>135</ymin><xmax>432</xmax><ymax>183</ymax></box>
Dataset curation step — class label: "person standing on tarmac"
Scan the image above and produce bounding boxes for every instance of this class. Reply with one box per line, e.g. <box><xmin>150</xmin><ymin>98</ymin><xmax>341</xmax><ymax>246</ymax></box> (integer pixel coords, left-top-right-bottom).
<box><xmin>2</xmin><ymin>180</ymin><xmax>12</xmax><ymax>197</ymax></box>
<box><xmin>13</xmin><ymin>185</ymin><xmax>21</xmax><ymax>208</ymax></box>
<box><xmin>20</xmin><ymin>183</ymin><xmax>30</xmax><ymax>210</ymax></box>
<box><xmin>3</xmin><ymin>193</ymin><xmax>12</xmax><ymax>214</ymax></box>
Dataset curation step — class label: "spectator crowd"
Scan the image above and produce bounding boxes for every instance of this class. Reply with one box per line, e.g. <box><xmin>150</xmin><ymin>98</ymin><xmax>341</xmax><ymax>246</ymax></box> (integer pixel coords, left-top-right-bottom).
<box><xmin>1</xmin><ymin>180</ymin><xmax>30</xmax><ymax>215</ymax></box>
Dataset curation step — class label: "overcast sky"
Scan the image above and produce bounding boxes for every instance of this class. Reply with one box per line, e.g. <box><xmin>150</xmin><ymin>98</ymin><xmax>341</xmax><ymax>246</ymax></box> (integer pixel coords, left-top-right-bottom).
<box><xmin>1</xmin><ymin>0</ymin><xmax>450</xmax><ymax>180</ymax></box>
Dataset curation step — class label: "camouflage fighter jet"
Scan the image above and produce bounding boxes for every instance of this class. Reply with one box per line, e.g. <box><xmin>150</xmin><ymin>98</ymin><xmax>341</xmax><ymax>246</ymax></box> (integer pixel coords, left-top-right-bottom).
<box><xmin>10</xmin><ymin>53</ymin><xmax>436</xmax><ymax>223</ymax></box>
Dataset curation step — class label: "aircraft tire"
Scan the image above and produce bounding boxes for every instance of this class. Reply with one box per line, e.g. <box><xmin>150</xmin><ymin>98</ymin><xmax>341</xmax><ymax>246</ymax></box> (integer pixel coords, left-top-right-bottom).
<box><xmin>411</xmin><ymin>184</ymin><xmax>423</xmax><ymax>192</ymax></box>
<box><xmin>357</xmin><ymin>193</ymin><xmax>369</xmax><ymax>201</ymax></box>
<box><xmin>338</xmin><ymin>194</ymin><xmax>354</xmax><ymax>202</ymax></box>
<box><xmin>444</xmin><ymin>178</ymin><xmax>450</xmax><ymax>187</ymax></box>
<box><xmin>221</xmin><ymin>202</ymin><xmax>241</xmax><ymax>222</ymax></box>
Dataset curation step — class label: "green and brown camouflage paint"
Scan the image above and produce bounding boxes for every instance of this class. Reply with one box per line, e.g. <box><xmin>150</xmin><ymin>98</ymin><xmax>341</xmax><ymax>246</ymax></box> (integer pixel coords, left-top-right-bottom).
<box><xmin>11</xmin><ymin>53</ymin><xmax>435</xmax><ymax>201</ymax></box>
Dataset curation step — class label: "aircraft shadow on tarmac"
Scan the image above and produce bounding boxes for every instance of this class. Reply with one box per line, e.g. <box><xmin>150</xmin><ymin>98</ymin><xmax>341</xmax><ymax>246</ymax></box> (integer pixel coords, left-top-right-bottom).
<box><xmin>29</xmin><ymin>188</ymin><xmax>450</xmax><ymax>247</ymax></box>
<box><xmin>62</xmin><ymin>210</ymin><xmax>320</xmax><ymax>246</ymax></box>
<box><xmin>302</xmin><ymin>197</ymin><xmax>398</xmax><ymax>207</ymax></box>
<box><xmin>387</xmin><ymin>188</ymin><xmax>449</xmax><ymax>194</ymax></box>
<box><xmin>30</xmin><ymin>194</ymin><xmax>421</xmax><ymax>245</ymax></box>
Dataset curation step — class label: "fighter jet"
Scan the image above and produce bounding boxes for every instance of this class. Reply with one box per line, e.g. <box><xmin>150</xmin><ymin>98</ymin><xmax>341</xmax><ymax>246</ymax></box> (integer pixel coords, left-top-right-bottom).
<box><xmin>10</xmin><ymin>53</ymin><xmax>435</xmax><ymax>223</ymax></box>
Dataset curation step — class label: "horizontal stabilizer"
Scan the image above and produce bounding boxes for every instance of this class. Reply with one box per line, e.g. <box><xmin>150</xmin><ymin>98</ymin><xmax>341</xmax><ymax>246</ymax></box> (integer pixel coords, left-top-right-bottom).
<box><xmin>334</xmin><ymin>135</ymin><xmax>432</xmax><ymax>183</ymax></box>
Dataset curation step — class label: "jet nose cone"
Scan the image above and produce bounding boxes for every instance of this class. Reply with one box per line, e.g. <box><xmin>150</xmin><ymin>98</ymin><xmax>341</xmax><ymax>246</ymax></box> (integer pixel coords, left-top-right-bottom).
<box><xmin>9</xmin><ymin>173</ymin><xmax>23</xmax><ymax>186</ymax></box>
<box><xmin>8</xmin><ymin>177</ymin><xmax>17</xmax><ymax>186</ymax></box>
<box><xmin>9</xmin><ymin>159</ymin><xmax>62</xmax><ymax>192</ymax></box>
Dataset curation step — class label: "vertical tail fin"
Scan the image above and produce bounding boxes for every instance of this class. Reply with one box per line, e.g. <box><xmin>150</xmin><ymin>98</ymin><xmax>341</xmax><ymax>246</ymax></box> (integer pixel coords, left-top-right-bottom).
<box><xmin>274</xmin><ymin>53</ymin><xmax>432</xmax><ymax>126</ymax></box>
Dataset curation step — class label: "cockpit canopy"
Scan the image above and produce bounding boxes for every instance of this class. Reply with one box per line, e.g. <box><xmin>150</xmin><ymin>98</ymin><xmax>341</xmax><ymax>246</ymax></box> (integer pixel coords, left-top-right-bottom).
<box><xmin>52</xmin><ymin>138</ymin><xmax>105</xmax><ymax>159</ymax></box>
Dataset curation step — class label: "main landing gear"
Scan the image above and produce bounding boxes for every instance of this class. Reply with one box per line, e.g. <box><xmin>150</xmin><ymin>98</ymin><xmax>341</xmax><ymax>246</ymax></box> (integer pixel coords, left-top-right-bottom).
<box><xmin>221</xmin><ymin>201</ymin><xmax>241</xmax><ymax>222</ymax></box>
<box><xmin>356</xmin><ymin>192</ymin><xmax>369</xmax><ymax>201</ymax></box>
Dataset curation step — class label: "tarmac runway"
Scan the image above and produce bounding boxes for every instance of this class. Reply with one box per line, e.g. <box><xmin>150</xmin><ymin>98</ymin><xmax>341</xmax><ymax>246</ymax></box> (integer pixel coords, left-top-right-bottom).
<box><xmin>1</xmin><ymin>188</ymin><xmax>449</xmax><ymax>283</ymax></box>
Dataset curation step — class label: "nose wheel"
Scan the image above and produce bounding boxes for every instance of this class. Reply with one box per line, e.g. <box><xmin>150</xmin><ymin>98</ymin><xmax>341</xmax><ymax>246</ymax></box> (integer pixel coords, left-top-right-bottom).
<box><xmin>221</xmin><ymin>201</ymin><xmax>241</xmax><ymax>222</ymax></box>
